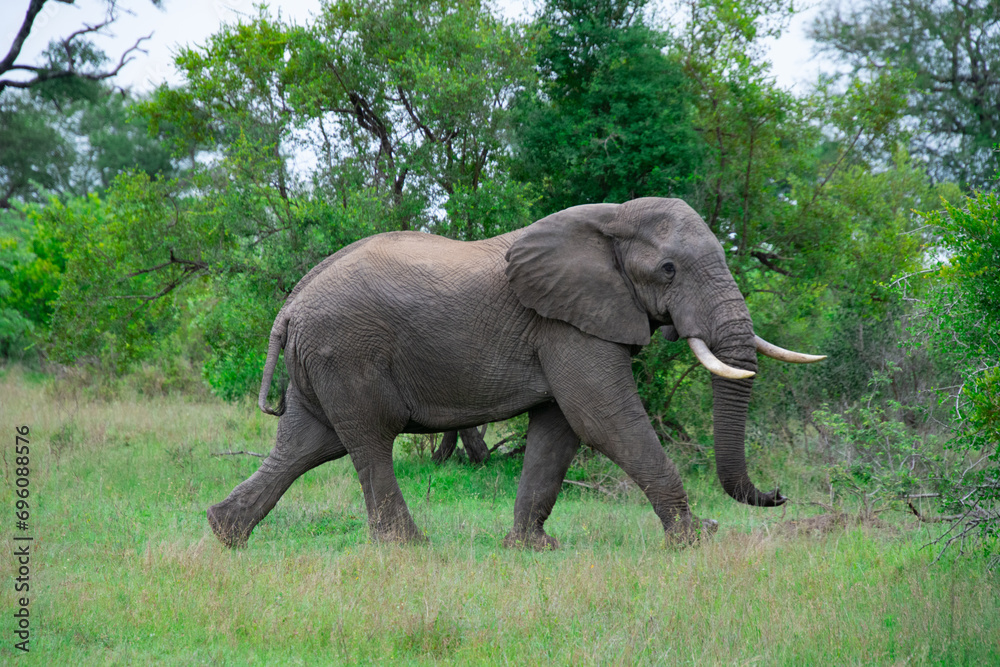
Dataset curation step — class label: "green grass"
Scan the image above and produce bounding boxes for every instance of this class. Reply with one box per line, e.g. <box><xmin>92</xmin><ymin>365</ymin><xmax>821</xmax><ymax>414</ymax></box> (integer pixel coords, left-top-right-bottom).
<box><xmin>2</xmin><ymin>368</ymin><xmax>998</xmax><ymax>664</ymax></box>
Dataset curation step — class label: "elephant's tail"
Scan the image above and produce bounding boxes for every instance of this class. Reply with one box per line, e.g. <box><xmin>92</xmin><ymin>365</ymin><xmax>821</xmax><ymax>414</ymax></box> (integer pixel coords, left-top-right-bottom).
<box><xmin>258</xmin><ymin>313</ymin><xmax>290</xmax><ymax>417</ymax></box>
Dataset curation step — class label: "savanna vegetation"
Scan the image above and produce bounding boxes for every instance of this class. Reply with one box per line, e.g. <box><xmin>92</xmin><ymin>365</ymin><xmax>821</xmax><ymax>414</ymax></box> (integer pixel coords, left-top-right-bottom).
<box><xmin>2</xmin><ymin>0</ymin><xmax>999</xmax><ymax>662</ymax></box>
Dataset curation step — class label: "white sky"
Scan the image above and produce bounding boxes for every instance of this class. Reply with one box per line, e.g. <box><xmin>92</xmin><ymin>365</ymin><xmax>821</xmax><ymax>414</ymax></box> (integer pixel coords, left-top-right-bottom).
<box><xmin>1</xmin><ymin>0</ymin><xmax>831</xmax><ymax>94</ymax></box>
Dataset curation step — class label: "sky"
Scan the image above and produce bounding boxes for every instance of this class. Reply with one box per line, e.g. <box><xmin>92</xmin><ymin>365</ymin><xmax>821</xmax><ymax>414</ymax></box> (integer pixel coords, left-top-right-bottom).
<box><xmin>2</xmin><ymin>0</ymin><xmax>832</xmax><ymax>94</ymax></box>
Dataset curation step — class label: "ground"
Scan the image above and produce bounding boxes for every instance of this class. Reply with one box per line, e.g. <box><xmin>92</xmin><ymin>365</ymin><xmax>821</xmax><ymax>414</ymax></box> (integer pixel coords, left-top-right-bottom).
<box><xmin>1</xmin><ymin>367</ymin><xmax>998</xmax><ymax>664</ymax></box>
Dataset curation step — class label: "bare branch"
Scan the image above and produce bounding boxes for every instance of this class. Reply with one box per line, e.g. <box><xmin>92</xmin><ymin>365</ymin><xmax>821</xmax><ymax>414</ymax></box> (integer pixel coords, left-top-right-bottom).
<box><xmin>124</xmin><ymin>260</ymin><xmax>175</xmax><ymax>278</ymax></box>
<box><xmin>905</xmin><ymin>500</ymin><xmax>962</xmax><ymax>523</ymax></box>
<box><xmin>487</xmin><ymin>433</ymin><xmax>523</xmax><ymax>454</ymax></box>
<box><xmin>887</xmin><ymin>268</ymin><xmax>939</xmax><ymax>288</ymax></box>
<box><xmin>123</xmin><ymin>251</ymin><xmax>208</xmax><ymax>278</ymax></box>
<box><xmin>212</xmin><ymin>450</ymin><xmax>267</xmax><ymax>458</ymax></box>
<box><xmin>0</xmin><ymin>0</ymin><xmax>49</xmax><ymax>79</ymax></box>
<box><xmin>0</xmin><ymin>0</ymin><xmax>153</xmax><ymax>94</ymax></box>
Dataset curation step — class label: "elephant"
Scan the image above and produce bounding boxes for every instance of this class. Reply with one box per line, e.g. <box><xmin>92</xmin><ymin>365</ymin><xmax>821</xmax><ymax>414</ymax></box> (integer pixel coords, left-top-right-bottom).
<box><xmin>207</xmin><ymin>197</ymin><xmax>824</xmax><ymax>549</ymax></box>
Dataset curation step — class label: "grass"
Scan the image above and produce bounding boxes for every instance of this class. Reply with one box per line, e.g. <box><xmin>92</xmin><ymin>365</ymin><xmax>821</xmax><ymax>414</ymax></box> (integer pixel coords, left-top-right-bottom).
<box><xmin>2</xmin><ymin>367</ymin><xmax>999</xmax><ymax>665</ymax></box>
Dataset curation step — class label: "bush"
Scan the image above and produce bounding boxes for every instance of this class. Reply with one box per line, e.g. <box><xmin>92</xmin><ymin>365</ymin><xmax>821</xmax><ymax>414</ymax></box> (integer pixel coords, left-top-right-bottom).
<box><xmin>0</xmin><ymin>207</ymin><xmax>66</xmax><ymax>360</ymax></box>
<box><xmin>813</xmin><ymin>365</ymin><xmax>939</xmax><ymax>519</ymax></box>
<box><xmin>923</xmin><ymin>188</ymin><xmax>1000</xmax><ymax>552</ymax></box>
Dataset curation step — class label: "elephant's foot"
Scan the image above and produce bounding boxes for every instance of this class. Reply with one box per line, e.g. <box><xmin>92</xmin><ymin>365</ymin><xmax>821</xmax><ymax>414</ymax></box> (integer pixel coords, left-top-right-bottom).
<box><xmin>664</xmin><ymin>517</ymin><xmax>719</xmax><ymax>547</ymax></box>
<box><xmin>207</xmin><ymin>501</ymin><xmax>260</xmax><ymax>548</ymax></box>
<box><xmin>503</xmin><ymin>528</ymin><xmax>560</xmax><ymax>551</ymax></box>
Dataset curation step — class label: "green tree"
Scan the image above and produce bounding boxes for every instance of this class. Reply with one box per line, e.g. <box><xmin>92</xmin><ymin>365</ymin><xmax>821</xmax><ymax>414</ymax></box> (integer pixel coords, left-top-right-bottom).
<box><xmin>631</xmin><ymin>0</ymin><xmax>945</xmax><ymax>455</ymax></box>
<box><xmin>0</xmin><ymin>89</ymin><xmax>173</xmax><ymax>359</ymax></box>
<box><xmin>0</xmin><ymin>207</ymin><xmax>66</xmax><ymax>358</ymax></box>
<box><xmin>810</xmin><ymin>0</ymin><xmax>1000</xmax><ymax>190</ymax></box>
<box><xmin>515</xmin><ymin>0</ymin><xmax>701</xmax><ymax>216</ymax></box>
<box><xmin>290</xmin><ymin>0</ymin><xmax>537</xmax><ymax>237</ymax></box>
<box><xmin>42</xmin><ymin>176</ymin><xmax>210</xmax><ymax>371</ymax></box>
<box><xmin>53</xmin><ymin>0</ymin><xmax>536</xmax><ymax>400</ymax></box>
<box><xmin>0</xmin><ymin>93</ymin><xmax>73</xmax><ymax>207</ymax></box>
<box><xmin>77</xmin><ymin>92</ymin><xmax>174</xmax><ymax>192</ymax></box>
<box><xmin>1</xmin><ymin>87</ymin><xmax>175</xmax><ymax>208</ymax></box>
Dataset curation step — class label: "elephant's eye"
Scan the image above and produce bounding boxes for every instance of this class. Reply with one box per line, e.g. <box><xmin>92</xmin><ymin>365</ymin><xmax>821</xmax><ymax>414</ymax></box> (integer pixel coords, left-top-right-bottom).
<box><xmin>662</xmin><ymin>261</ymin><xmax>676</xmax><ymax>276</ymax></box>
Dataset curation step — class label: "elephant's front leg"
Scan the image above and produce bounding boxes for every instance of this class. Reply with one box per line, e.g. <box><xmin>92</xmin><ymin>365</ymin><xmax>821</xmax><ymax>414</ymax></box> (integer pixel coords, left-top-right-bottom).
<box><xmin>541</xmin><ymin>332</ymin><xmax>709</xmax><ymax>543</ymax></box>
<box><xmin>504</xmin><ymin>402</ymin><xmax>580</xmax><ymax>550</ymax></box>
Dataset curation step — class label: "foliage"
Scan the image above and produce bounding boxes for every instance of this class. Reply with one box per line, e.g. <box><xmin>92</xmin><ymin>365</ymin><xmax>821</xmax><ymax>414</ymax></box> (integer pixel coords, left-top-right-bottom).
<box><xmin>810</xmin><ymin>0</ymin><xmax>1000</xmax><ymax>190</ymax></box>
<box><xmin>514</xmin><ymin>0</ymin><xmax>702</xmax><ymax>215</ymax></box>
<box><xmin>0</xmin><ymin>87</ymin><xmax>175</xmax><ymax>208</ymax></box>
<box><xmin>790</xmin><ymin>149</ymin><xmax>963</xmax><ymax>404</ymax></box>
<box><xmin>676</xmin><ymin>0</ymin><xmax>804</xmax><ymax>247</ymax></box>
<box><xmin>0</xmin><ymin>207</ymin><xmax>66</xmax><ymax>358</ymax></box>
<box><xmin>76</xmin><ymin>91</ymin><xmax>175</xmax><ymax>191</ymax></box>
<box><xmin>0</xmin><ymin>93</ymin><xmax>73</xmax><ymax>207</ymax></box>
<box><xmin>813</xmin><ymin>366</ymin><xmax>936</xmax><ymax>519</ymax></box>
<box><xmin>41</xmin><ymin>175</ymin><xmax>211</xmax><ymax>371</ymax></box>
<box><xmin>293</xmin><ymin>0</ymin><xmax>538</xmax><ymax>237</ymax></box>
<box><xmin>919</xmin><ymin>187</ymin><xmax>1000</xmax><ymax>549</ymax></box>
<box><xmin>678</xmin><ymin>0</ymin><xmax>918</xmax><ymax>288</ymax></box>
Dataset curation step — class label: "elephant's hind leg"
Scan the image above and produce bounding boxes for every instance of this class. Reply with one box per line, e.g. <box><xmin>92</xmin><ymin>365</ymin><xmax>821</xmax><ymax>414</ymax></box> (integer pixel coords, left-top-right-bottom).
<box><xmin>504</xmin><ymin>402</ymin><xmax>580</xmax><ymax>550</ymax></box>
<box><xmin>207</xmin><ymin>391</ymin><xmax>346</xmax><ymax>547</ymax></box>
<box><xmin>334</xmin><ymin>421</ymin><xmax>424</xmax><ymax>544</ymax></box>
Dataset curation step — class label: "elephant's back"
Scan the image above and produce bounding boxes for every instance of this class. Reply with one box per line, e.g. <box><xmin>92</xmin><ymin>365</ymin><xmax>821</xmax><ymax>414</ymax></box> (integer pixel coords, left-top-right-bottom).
<box><xmin>297</xmin><ymin>231</ymin><xmax>515</xmax><ymax>308</ymax></box>
<box><xmin>282</xmin><ymin>229</ymin><xmax>545</xmax><ymax>425</ymax></box>
<box><xmin>286</xmin><ymin>230</ymin><xmax>531</xmax><ymax>357</ymax></box>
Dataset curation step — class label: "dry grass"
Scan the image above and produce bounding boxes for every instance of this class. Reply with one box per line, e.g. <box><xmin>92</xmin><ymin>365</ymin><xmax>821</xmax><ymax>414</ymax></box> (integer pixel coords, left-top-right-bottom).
<box><xmin>1</xmin><ymin>366</ymin><xmax>998</xmax><ymax>665</ymax></box>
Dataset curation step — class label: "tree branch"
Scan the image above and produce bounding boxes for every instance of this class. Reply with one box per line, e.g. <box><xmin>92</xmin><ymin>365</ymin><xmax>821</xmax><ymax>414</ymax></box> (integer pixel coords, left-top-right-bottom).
<box><xmin>212</xmin><ymin>450</ymin><xmax>267</xmax><ymax>458</ymax></box>
<box><xmin>905</xmin><ymin>500</ymin><xmax>962</xmax><ymax>523</ymax></box>
<box><xmin>397</xmin><ymin>84</ymin><xmax>436</xmax><ymax>144</ymax></box>
<box><xmin>751</xmin><ymin>251</ymin><xmax>793</xmax><ymax>276</ymax></box>
<box><xmin>487</xmin><ymin>433</ymin><xmax>523</xmax><ymax>453</ymax></box>
<box><xmin>0</xmin><ymin>0</ymin><xmax>51</xmax><ymax>79</ymax></box>
<box><xmin>124</xmin><ymin>250</ymin><xmax>208</xmax><ymax>278</ymax></box>
<box><xmin>0</xmin><ymin>0</ymin><xmax>153</xmax><ymax>94</ymax></box>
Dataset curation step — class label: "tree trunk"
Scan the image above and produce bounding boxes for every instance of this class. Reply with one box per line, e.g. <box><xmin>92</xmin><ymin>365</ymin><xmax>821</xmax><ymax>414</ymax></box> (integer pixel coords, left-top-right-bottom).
<box><xmin>460</xmin><ymin>425</ymin><xmax>490</xmax><ymax>464</ymax></box>
<box><xmin>432</xmin><ymin>425</ymin><xmax>491</xmax><ymax>464</ymax></box>
<box><xmin>432</xmin><ymin>430</ymin><xmax>458</xmax><ymax>463</ymax></box>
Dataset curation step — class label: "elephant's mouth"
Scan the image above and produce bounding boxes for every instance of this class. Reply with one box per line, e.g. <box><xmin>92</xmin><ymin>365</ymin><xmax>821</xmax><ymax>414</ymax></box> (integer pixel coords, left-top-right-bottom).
<box><xmin>657</xmin><ymin>324</ymin><xmax>679</xmax><ymax>341</ymax></box>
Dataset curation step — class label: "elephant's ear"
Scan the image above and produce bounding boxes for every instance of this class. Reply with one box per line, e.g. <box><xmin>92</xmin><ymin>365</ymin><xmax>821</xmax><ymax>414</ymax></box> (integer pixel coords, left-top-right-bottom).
<box><xmin>505</xmin><ymin>204</ymin><xmax>651</xmax><ymax>346</ymax></box>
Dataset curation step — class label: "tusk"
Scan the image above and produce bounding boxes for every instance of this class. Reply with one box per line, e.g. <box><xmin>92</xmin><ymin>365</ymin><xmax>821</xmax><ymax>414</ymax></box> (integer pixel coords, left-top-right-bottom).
<box><xmin>688</xmin><ymin>338</ymin><xmax>756</xmax><ymax>379</ymax></box>
<box><xmin>755</xmin><ymin>336</ymin><xmax>827</xmax><ymax>363</ymax></box>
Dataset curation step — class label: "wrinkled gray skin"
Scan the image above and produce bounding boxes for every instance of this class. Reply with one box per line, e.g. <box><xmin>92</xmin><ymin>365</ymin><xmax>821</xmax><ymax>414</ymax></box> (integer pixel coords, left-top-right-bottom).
<box><xmin>207</xmin><ymin>198</ymin><xmax>785</xmax><ymax>549</ymax></box>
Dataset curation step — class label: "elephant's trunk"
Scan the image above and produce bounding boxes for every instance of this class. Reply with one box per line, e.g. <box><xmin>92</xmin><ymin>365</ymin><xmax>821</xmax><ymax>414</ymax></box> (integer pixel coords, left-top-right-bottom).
<box><xmin>708</xmin><ymin>320</ymin><xmax>786</xmax><ymax>507</ymax></box>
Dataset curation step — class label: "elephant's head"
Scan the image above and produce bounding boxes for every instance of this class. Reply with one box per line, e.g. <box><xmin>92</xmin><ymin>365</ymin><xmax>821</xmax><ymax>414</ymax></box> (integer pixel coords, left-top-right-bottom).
<box><xmin>505</xmin><ymin>197</ymin><xmax>823</xmax><ymax>507</ymax></box>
